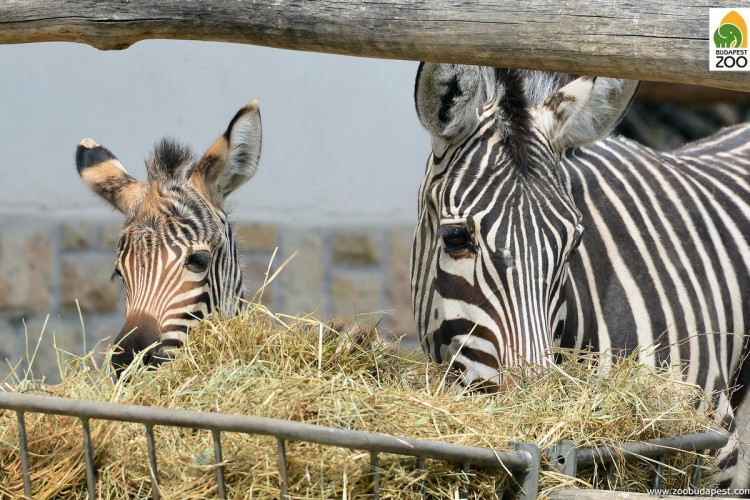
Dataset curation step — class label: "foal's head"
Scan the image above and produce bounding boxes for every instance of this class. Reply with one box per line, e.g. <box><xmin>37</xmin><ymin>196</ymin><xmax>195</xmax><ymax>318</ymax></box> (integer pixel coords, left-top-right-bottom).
<box><xmin>76</xmin><ymin>101</ymin><xmax>262</xmax><ymax>375</ymax></box>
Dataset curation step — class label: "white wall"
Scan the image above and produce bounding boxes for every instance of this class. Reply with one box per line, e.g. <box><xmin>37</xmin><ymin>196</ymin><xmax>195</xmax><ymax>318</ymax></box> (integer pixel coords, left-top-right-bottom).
<box><xmin>0</xmin><ymin>41</ymin><xmax>428</xmax><ymax>225</ymax></box>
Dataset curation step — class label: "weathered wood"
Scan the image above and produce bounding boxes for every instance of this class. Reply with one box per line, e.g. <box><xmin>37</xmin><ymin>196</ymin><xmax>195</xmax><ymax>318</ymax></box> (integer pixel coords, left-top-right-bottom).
<box><xmin>1</xmin><ymin>1</ymin><xmax>748</xmax><ymax>92</ymax></box>
<box><xmin>636</xmin><ymin>82</ymin><xmax>750</xmax><ymax>105</ymax></box>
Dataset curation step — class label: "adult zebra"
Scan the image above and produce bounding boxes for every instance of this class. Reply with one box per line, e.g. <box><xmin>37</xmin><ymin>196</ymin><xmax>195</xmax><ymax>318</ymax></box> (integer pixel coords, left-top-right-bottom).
<box><xmin>410</xmin><ymin>64</ymin><xmax>750</xmax><ymax>488</ymax></box>
<box><xmin>76</xmin><ymin>100</ymin><xmax>262</xmax><ymax>376</ymax></box>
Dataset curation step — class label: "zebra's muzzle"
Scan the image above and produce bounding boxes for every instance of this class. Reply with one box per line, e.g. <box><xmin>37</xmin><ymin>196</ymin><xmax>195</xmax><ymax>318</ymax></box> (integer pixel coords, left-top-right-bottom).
<box><xmin>112</xmin><ymin>314</ymin><xmax>163</xmax><ymax>378</ymax></box>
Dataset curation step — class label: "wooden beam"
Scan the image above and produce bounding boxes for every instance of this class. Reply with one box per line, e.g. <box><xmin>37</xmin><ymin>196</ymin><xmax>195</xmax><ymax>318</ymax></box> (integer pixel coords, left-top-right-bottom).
<box><xmin>1</xmin><ymin>1</ymin><xmax>748</xmax><ymax>92</ymax></box>
<box><xmin>636</xmin><ymin>82</ymin><xmax>750</xmax><ymax>105</ymax></box>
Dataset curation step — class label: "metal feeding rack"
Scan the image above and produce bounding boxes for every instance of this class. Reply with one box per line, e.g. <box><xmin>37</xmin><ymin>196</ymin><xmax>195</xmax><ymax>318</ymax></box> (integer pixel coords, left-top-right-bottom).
<box><xmin>0</xmin><ymin>391</ymin><xmax>728</xmax><ymax>499</ymax></box>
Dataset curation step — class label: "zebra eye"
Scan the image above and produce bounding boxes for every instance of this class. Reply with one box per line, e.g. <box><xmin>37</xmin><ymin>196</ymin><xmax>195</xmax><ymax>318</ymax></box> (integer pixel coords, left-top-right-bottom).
<box><xmin>185</xmin><ymin>251</ymin><xmax>212</xmax><ymax>273</ymax></box>
<box><xmin>440</xmin><ymin>225</ymin><xmax>474</xmax><ymax>252</ymax></box>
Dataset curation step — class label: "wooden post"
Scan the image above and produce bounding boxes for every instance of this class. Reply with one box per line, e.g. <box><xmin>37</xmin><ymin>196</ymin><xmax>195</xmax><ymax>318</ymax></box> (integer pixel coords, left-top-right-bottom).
<box><xmin>1</xmin><ymin>1</ymin><xmax>748</xmax><ymax>91</ymax></box>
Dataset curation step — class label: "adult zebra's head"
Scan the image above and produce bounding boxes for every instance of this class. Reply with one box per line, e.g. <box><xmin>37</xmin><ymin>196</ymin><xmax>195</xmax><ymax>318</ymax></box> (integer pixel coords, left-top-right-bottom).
<box><xmin>412</xmin><ymin>64</ymin><xmax>637</xmax><ymax>389</ymax></box>
<box><xmin>76</xmin><ymin>101</ymin><xmax>262</xmax><ymax>376</ymax></box>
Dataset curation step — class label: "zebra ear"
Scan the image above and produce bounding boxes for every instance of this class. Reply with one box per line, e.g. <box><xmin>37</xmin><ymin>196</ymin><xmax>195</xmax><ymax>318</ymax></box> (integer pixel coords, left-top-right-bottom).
<box><xmin>192</xmin><ymin>100</ymin><xmax>262</xmax><ymax>206</ymax></box>
<box><xmin>532</xmin><ymin>77</ymin><xmax>639</xmax><ymax>157</ymax></box>
<box><xmin>76</xmin><ymin>139</ymin><xmax>147</xmax><ymax>214</ymax></box>
<box><xmin>415</xmin><ymin>63</ymin><xmax>488</xmax><ymax>155</ymax></box>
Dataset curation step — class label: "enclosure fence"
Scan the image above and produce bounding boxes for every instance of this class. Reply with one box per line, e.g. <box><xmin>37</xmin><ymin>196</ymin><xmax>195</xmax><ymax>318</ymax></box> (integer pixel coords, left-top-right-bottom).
<box><xmin>0</xmin><ymin>391</ymin><xmax>729</xmax><ymax>499</ymax></box>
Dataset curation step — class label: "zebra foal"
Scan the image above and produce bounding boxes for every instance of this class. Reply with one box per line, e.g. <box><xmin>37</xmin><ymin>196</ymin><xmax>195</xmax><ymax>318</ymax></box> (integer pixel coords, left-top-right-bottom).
<box><xmin>410</xmin><ymin>64</ymin><xmax>750</xmax><ymax>488</ymax></box>
<box><xmin>76</xmin><ymin>101</ymin><xmax>262</xmax><ymax>376</ymax></box>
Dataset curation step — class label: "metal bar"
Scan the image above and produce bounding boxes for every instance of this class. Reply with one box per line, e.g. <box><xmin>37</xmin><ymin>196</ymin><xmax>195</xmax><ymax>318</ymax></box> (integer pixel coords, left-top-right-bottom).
<box><xmin>16</xmin><ymin>411</ymin><xmax>32</xmax><ymax>499</ymax></box>
<box><xmin>592</xmin><ymin>463</ymin><xmax>599</xmax><ymax>487</ymax></box>
<box><xmin>1</xmin><ymin>391</ymin><xmax>728</xmax><ymax>499</ymax></box>
<box><xmin>80</xmin><ymin>418</ymin><xmax>96</xmax><ymax>500</ymax></box>
<box><xmin>370</xmin><ymin>451</ymin><xmax>380</xmax><ymax>500</ymax></box>
<box><xmin>691</xmin><ymin>453</ymin><xmax>704</xmax><ymax>488</ymax></box>
<box><xmin>459</xmin><ymin>462</ymin><xmax>470</xmax><ymax>500</ymax></box>
<box><xmin>212</xmin><ymin>429</ymin><xmax>226</xmax><ymax>499</ymax></box>
<box><xmin>277</xmin><ymin>437</ymin><xmax>289</xmax><ymax>500</ymax></box>
<box><xmin>416</xmin><ymin>456</ymin><xmax>427</xmax><ymax>500</ymax></box>
<box><xmin>548</xmin><ymin>440</ymin><xmax>577</xmax><ymax>477</ymax></box>
<box><xmin>575</xmin><ymin>428</ymin><xmax>728</xmax><ymax>467</ymax></box>
<box><xmin>144</xmin><ymin>424</ymin><xmax>160</xmax><ymax>500</ymax></box>
<box><xmin>512</xmin><ymin>442</ymin><xmax>540</xmax><ymax>500</ymax></box>
<box><xmin>0</xmin><ymin>392</ymin><xmax>531</xmax><ymax>472</ymax></box>
<box><xmin>607</xmin><ymin>462</ymin><xmax>617</xmax><ymax>487</ymax></box>
<box><xmin>652</xmin><ymin>455</ymin><xmax>665</xmax><ymax>490</ymax></box>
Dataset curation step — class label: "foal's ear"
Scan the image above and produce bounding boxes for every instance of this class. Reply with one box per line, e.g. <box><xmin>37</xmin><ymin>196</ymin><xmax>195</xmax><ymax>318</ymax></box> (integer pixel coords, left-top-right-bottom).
<box><xmin>76</xmin><ymin>139</ymin><xmax>147</xmax><ymax>214</ymax></box>
<box><xmin>192</xmin><ymin>100</ymin><xmax>262</xmax><ymax>206</ymax></box>
<box><xmin>415</xmin><ymin>63</ymin><xmax>490</xmax><ymax>155</ymax></box>
<box><xmin>532</xmin><ymin>77</ymin><xmax>639</xmax><ymax>157</ymax></box>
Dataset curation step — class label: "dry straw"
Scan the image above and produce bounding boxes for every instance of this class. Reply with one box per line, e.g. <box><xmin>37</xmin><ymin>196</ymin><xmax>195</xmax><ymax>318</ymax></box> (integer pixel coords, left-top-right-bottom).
<box><xmin>0</xmin><ymin>303</ymin><xmax>719</xmax><ymax>499</ymax></box>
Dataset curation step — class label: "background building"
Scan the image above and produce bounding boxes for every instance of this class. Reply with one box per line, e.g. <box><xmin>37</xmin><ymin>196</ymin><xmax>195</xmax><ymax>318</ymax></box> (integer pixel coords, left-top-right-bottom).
<box><xmin>0</xmin><ymin>41</ymin><xmax>747</xmax><ymax>383</ymax></box>
<box><xmin>0</xmin><ymin>41</ymin><xmax>426</xmax><ymax>382</ymax></box>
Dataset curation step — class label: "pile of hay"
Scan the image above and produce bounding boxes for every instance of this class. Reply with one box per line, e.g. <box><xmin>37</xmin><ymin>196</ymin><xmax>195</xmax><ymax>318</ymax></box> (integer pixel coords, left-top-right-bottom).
<box><xmin>0</xmin><ymin>303</ymin><xmax>719</xmax><ymax>499</ymax></box>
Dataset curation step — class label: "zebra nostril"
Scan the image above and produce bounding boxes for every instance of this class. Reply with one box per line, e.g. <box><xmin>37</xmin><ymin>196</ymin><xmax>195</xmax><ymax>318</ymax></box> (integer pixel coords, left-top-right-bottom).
<box><xmin>112</xmin><ymin>342</ymin><xmax>159</xmax><ymax>378</ymax></box>
<box><xmin>142</xmin><ymin>348</ymin><xmax>153</xmax><ymax>366</ymax></box>
<box><xmin>111</xmin><ymin>343</ymin><xmax>136</xmax><ymax>379</ymax></box>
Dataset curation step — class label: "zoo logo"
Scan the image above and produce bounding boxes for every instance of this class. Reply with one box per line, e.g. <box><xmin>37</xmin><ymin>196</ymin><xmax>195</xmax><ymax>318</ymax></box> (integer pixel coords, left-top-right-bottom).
<box><xmin>709</xmin><ymin>9</ymin><xmax>749</xmax><ymax>71</ymax></box>
<box><xmin>714</xmin><ymin>10</ymin><xmax>747</xmax><ymax>48</ymax></box>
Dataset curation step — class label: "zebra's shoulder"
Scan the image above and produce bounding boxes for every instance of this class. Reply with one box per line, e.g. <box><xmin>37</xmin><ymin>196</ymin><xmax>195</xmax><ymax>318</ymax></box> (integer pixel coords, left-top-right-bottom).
<box><xmin>559</xmin><ymin>134</ymin><xmax>655</xmax><ymax>168</ymax></box>
<box><xmin>561</xmin><ymin>123</ymin><xmax>750</xmax><ymax>170</ymax></box>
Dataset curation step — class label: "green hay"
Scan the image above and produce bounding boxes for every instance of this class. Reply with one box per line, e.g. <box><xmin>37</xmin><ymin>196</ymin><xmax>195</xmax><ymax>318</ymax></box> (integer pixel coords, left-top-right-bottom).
<box><xmin>0</xmin><ymin>303</ymin><xmax>719</xmax><ymax>498</ymax></box>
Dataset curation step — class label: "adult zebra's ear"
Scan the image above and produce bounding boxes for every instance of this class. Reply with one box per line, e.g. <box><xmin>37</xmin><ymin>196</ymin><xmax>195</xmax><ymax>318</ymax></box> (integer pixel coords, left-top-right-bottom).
<box><xmin>532</xmin><ymin>77</ymin><xmax>639</xmax><ymax>158</ymax></box>
<box><xmin>415</xmin><ymin>63</ymin><xmax>488</xmax><ymax>156</ymax></box>
<box><xmin>192</xmin><ymin>100</ymin><xmax>262</xmax><ymax>207</ymax></box>
<box><xmin>76</xmin><ymin>139</ymin><xmax>148</xmax><ymax>214</ymax></box>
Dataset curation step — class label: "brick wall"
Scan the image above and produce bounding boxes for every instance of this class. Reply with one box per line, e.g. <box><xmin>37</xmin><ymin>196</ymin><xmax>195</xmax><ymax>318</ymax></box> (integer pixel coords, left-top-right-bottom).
<box><xmin>0</xmin><ymin>215</ymin><xmax>418</xmax><ymax>383</ymax></box>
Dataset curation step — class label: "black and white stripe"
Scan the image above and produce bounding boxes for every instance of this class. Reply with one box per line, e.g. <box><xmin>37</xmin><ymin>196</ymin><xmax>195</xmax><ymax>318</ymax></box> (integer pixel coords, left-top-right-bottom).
<box><xmin>114</xmin><ymin>177</ymin><xmax>242</xmax><ymax>355</ymax></box>
<box><xmin>76</xmin><ymin>101</ymin><xmax>262</xmax><ymax>375</ymax></box>
<box><xmin>411</xmin><ymin>63</ymin><xmax>750</xmax><ymax>487</ymax></box>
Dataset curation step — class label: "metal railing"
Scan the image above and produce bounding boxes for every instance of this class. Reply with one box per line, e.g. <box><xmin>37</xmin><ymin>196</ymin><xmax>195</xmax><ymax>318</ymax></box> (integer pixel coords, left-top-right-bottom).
<box><xmin>0</xmin><ymin>391</ymin><xmax>728</xmax><ymax>499</ymax></box>
<box><xmin>548</xmin><ymin>428</ymin><xmax>729</xmax><ymax>490</ymax></box>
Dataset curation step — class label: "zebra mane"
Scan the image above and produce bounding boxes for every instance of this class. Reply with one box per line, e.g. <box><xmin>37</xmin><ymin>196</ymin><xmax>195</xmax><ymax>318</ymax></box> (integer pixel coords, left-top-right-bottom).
<box><xmin>415</xmin><ymin>63</ymin><xmax>579</xmax><ymax>169</ymax></box>
<box><xmin>146</xmin><ymin>138</ymin><xmax>196</xmax><ymax>183</ymax></box>
<box><xmin>489</xmin><ymin>69</ymin><xmax>575</xmax><ymax>169</ymax></box>
<box><xmin>493</xmin><ymin>69</ymin><xmax>534</xmax><ymax>168</ymax></box>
